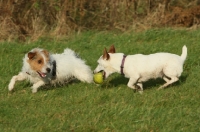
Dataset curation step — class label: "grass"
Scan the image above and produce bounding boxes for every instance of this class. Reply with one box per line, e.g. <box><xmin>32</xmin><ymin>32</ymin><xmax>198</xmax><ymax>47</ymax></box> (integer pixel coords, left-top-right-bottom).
<box><xmin>0</xmin><ymin>29</ymin><xmax>200</xmax><ymax>132</ymax></box>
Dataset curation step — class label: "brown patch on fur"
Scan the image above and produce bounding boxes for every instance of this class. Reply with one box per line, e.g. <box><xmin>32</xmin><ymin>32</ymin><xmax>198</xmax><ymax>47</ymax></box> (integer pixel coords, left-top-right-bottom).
<box><xmin>103</xmin><ymin>48</ymin><xmax>110</xmax><ymax>60</ymax></box>
<box><xmin>27</xmin><ymin>49</ymin><xmax>48</xmax><ymax>72</ymax></box>
<box><xmin>108</xmin><ymin>45</ymin><xmax>116</xmax><ymax>53</ymax></box>
<box><xmin>42</xmin><ymin>50</ymin><xmax>49</xmax><ymax>58</ymax></box>
<box><xmin>42</xmin><ymin>50</ymin><xmax>50</xmax><ymax>63</ymax></box>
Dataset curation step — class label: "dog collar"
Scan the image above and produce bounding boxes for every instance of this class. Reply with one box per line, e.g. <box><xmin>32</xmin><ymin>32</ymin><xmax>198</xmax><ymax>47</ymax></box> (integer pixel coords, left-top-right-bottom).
<box><xmin>51</xmin><ymin>60</ymin><xmax>57</xmax><ymax>79</ymax></box>
<box><xmin>120</xmin><ymin>55</ymin><xmax>127</xmax><ymax>75</ymax></box>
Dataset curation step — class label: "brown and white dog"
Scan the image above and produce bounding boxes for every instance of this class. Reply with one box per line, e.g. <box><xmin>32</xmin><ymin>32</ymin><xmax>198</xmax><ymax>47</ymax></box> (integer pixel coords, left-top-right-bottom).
<box><xmin>8</xmin><ymin>48</ymin><xmax>93</xmax><ymax>93</ymax></box>
<box><xmin>94</xmin><ymin>45</ymin><xmax>187</xmax><ymax>93</ymax></box>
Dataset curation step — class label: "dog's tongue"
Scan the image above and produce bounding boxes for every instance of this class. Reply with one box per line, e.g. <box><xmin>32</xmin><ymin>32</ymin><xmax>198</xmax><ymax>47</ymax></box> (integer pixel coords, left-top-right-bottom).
<box><xmin>37</xmin><ymin>71</ymin><xmax>46</xmax><ymax>78</ymax></box>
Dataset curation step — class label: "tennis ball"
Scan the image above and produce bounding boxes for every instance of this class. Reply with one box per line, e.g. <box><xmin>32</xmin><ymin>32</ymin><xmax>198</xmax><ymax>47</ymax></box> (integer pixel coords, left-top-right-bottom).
<box><xmin>93</xmin><ymin>72</ymin><xmax>104</xmax><ymax>84</ymax></box>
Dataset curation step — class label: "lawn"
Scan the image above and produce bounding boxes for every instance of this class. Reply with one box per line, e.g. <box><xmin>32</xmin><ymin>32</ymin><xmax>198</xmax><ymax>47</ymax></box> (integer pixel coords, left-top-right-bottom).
<box><xmin>0</xmin><ymin>29</ymin><xmax>200</xmax><ymax>132</ymax></box>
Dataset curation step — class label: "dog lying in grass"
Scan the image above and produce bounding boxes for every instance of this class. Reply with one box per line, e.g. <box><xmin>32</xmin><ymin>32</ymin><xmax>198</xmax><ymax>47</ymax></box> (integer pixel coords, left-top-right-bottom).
<box><xmin>94</xmin><ymin>45</ymin><xmax>187</xmax><ymax>93</ymax></box>
<box><xmin>8</xmin><ymin>48</ymin><xmax>93</xmax><ymax>93</ymax></box>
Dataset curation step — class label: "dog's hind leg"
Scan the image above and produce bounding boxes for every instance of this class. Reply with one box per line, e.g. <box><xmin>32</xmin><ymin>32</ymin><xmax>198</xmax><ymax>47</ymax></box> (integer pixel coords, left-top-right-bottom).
<box><xmin>8</xmin><ymin>72</ymin><xmax>26</xmax><ymax>91</ymax></box>
<box><xmin>73</xmin><ymin>68</ymin><xmax>93</xmax><ymax>83</ymax></box>
<box><xmin>158</xmin><ymin>76</ymin><xmax>179</xmax><ymax>90</ymax></box>
<box><xmin>163</xmin><ymin>76</ymin><xmax>170</xmax><ymax>83</ymax></box>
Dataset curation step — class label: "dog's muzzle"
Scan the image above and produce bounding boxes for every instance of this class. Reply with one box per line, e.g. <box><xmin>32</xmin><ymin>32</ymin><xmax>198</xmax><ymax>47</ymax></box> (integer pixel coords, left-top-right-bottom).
<box><xmin>94</xmin><ymin>70</ymin><xmax>106</xmax><ymax>79</ymax></box>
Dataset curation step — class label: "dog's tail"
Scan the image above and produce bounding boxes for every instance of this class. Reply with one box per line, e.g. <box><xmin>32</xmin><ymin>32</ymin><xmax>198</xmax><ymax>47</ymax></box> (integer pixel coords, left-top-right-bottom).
<box><xmin>63</xmin><ymin>48</ymin><xmax>80</xmax><ymax>57</ymax></box>
<box><xmin>64</xmin><ymin>48</ymin><xmax>76</xmax><ymax>55</ymax></box>
<box><xmin>180</xmin><ymin>45</ymin><xmax>187</xmax><ymax>62</ymax></box>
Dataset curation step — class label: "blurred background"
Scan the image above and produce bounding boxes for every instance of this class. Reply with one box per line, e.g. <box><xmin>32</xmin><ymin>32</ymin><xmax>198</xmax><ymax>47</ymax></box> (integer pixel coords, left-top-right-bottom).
<box><xmin>0</xmin><ymin>0</ymin><xmax>200</xmax><ymax>42</ymax></box>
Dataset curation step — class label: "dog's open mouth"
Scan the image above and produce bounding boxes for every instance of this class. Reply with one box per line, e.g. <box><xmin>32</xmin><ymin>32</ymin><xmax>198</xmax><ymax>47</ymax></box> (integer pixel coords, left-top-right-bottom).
<box><xmin>37</xmin><ymin>71</ymin><xmax>47</xmax><ymax>78</ymax></box>
<box><xmin>99</xmin><ymin>70</ymin><xmax>106</xmax><ymax>79</ymax></box>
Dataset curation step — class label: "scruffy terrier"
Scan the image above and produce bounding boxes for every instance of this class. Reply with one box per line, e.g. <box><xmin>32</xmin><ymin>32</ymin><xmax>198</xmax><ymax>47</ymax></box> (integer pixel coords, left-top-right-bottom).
<box><xmin>8</xmin><ymin>48</ymin><xmax>93</xmax><ymax>93</ymax></box>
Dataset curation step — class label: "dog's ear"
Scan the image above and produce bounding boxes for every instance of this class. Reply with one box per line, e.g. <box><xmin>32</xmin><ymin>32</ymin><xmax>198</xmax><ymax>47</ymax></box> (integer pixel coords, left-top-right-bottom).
<box><xmin>42</xmin><ymin>50</ymin><xmax>49</xmax><ymax>57</ymax></box>
<box><xmin>108</xmin><ymin>45</ymin><xmax>115</xmax><ymax>53</ymax></box>
<box><xmin>28</xmin><ymin>52</ymin><xmax>36</xmax><ymax>60</ymax></box>
<box><xmin>103</xmin><ymin>48</ymin><xmax>110</xmax><ymax>60</ymax></box>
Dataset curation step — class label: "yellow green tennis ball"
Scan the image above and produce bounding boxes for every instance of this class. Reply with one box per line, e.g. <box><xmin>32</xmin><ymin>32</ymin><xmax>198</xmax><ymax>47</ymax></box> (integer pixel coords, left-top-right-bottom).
<box><xmin>93</xmin><ymin>72</ymin><xmax>104</xmax><ymax>84</ymax></box>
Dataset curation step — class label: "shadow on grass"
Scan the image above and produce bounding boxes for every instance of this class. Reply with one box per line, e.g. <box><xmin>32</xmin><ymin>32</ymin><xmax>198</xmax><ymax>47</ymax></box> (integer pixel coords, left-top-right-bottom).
<box><xmin>101</xmin><ymin>74</ymin><xmax>188</xmax><ymax>90</ymax></box>
<box><xmin>40</xmin><ymin>79</ymin><xmax>80</xmax><ymax>92</ymax></box>
<box><xmin>9</xmin><ymin>78</ymin><xmax>81</xmax><ymax>93</ymax></box>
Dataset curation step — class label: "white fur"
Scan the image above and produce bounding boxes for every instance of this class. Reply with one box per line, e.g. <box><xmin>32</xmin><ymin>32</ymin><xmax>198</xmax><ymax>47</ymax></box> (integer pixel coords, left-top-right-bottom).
<box><xmin>94</xmin><ymin>45</ymin><xmax>187</xmax><ymax>93</ymax></box>
<box><xmin>8</xmin><ymin>48</ymin><xmax>93</xmax><ymax>93</ymax></box>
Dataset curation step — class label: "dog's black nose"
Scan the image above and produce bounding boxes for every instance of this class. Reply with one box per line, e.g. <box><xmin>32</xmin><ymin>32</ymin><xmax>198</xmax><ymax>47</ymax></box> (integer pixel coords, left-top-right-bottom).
<box><xmin>46</xmin><ymin>68</ymin><xmax>51</xmax><ymax>73</ymax></box>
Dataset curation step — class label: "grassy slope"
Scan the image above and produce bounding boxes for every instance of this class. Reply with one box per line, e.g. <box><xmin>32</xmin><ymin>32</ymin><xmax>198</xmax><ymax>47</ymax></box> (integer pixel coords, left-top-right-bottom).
<box><xmin>0</xmin><ymin>29</ymin><xmax>200</xmax><ymax>132</ymax></box>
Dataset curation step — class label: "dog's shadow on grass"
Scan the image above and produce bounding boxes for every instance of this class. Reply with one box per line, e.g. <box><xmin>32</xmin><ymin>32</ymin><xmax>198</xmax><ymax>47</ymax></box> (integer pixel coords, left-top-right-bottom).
<box><xmin>10</xmin><ymin>79</ymin><xmax>82</xmax><ymax>93</ymax></box>
<box><xmin>101</xmin><ymin>74</ymin><xmax>188</xmax><ymax>90</ymax></box>
<box><xmin>40</xmin><ymin>79</ymin><xmax>80</xmax><ymax>92</ymax></box>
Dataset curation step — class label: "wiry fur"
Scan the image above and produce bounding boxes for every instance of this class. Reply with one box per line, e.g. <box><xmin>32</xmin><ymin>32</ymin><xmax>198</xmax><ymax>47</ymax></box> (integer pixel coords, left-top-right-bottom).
<box><xmin>94</xmin><ymin>45</ymin><xmax>187</xmax><ymax>93</ymax></box>
<box><xmin>8</xmin><ymin>48</ymin><xmax>93</xmax><ymax>93</ymax></box>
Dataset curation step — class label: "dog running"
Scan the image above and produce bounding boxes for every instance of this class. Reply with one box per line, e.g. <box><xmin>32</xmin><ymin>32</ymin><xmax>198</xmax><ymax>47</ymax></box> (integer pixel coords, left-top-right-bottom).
<box><xmin>94</xmin><ymin>45</ymin><xmax>187</xmax><ymax>93</ymax></box>
<box><xmin>8</xmin><ymin>48</ymin><xmax>93</xmax><ymax>93</ymax></box>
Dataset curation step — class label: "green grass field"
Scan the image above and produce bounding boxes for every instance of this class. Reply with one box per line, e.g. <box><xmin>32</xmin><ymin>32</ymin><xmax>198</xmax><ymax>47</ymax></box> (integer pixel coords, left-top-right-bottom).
<box><xmin>0</xmin><ymin>29</ymin><xmax>200</xmax><ymax>132</ymax></box>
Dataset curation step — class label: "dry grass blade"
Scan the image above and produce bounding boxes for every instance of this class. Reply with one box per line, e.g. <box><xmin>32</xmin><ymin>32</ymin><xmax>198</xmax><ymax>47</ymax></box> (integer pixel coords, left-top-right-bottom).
<box><xmin>0</xmin><ymin>0</ymin><xmax>200</xmax><ymax>41</ymax></box>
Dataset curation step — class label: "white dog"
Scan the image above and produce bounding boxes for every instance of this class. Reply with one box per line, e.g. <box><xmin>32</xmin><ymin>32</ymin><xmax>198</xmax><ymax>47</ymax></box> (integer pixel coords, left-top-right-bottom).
<box><xmin>94</xmin><ymin>45</ymin><xmax>187</xmax><ymax>93</ymax></box>
<box><xmin>8</xmin><ymin>48</ymin><xmax>93</xmax><ymax>93</ymax></box>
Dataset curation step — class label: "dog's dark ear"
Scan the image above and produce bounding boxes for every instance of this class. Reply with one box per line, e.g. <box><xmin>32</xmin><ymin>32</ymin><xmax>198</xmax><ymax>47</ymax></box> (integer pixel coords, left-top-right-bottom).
<box><xmin>103</xmin><ymin>48</ymin><xmax>110</xmax><ymax>60</ymax></box>
<box><xmin>108</xmin><ymin>45</ymin><xmax>115</xmax><ymax>53</ymax></box>
<box><xmin>28</xmin><ymin>52</ymin><xmax>36</xmax><ymax>60</ymax></box>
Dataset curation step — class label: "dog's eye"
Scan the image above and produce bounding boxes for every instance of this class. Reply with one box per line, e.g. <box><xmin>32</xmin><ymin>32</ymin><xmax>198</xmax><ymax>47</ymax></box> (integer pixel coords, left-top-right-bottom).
<box><xmin>38</xmin><ymin>60</ymin><xmax>42</xmax><ymax>64</ymax></box>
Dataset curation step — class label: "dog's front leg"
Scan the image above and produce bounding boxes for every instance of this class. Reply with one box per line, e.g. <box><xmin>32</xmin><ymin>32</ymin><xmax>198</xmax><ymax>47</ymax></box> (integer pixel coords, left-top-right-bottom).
<box><xmin>8</xmin><ymin>72</ymin><xmax>26</xmax><ymax>91</ymax></box>
<box><xmin>31</xmin><ymin>81</ymin><xmax>45</xmax><ymax>93</ymax></box>
<box><xmin>127</xmin><ymin>78</ymin><xmax>138</xmax><ymax>90</ymax></box>
<box><xmin>136</xmin><ymin>83</ymin><xmax>143</xmax><ymax>94</ymax></box>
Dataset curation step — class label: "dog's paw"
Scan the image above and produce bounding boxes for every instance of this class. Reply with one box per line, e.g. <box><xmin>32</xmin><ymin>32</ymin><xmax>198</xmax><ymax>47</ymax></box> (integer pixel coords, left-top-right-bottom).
<box><xmin>8</xmin><ymin>83</ymin><xmax>14</xmax><ymax>91</ymax></box>
<box><xmin>138</xmin><ymin>90</ymin><xmax>143</xmax><ymax>94</ymax></box>
<box><xmin>157</xmin><ymin>87</ymin><xmax>164</xmax><ymax>90</ymax></box>
<box><xmin>31</xmin><ymin>87</ymin><xmax>38</xmax><ymax>93</ymax></box>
